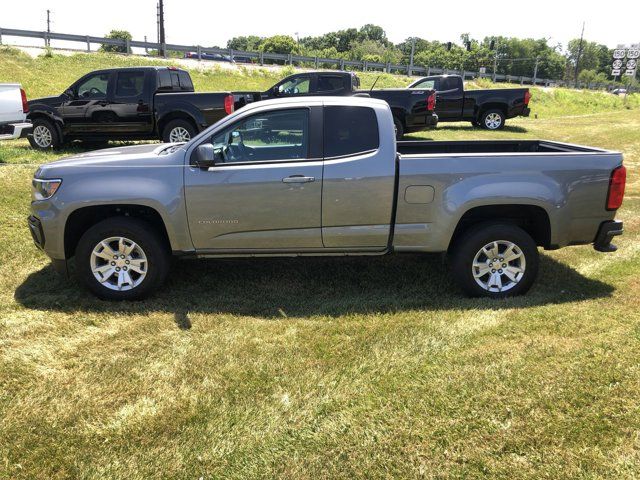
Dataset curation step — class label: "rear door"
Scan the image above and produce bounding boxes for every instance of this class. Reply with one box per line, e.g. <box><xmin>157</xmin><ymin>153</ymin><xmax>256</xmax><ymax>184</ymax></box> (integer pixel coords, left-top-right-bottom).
<box><xmin>321</xmin><ymin>104</ymin><xmax>396</xmax><ymax>248</ymax></box>
<box><xmin>184</xmin><ymin>105</ymin><xmax>324</xmax><ymax>250</ymax></box>
<box><xmin>107</xmin><ymin>70</ymin><xmax>154</xmax><ymax>134</ymax></box>
<box><xmin>413</xmin><ymin>76</ymin><xmax>464</xmax><ymax>120</ymax></box>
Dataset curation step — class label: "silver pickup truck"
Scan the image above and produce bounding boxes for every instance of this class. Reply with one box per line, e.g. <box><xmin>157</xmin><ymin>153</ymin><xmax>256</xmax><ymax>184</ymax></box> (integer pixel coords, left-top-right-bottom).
<box><xmin>28</xmin><ymin>96</ymin><xmax>626</xmax><ymax>300</ymax></box>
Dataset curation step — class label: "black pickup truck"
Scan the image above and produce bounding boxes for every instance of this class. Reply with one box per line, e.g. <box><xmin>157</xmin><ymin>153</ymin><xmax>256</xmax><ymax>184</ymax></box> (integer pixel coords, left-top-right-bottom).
<box><xmin>27</xmin><ymin>66</ymin><xmax>235</xmax><ymax>149</ymax></box>
<box><xmin>407</xmin><ymin>75</ymin><xmax>531</xmax><ymax>129</ymax></box>
<box><xmin>235</xmin><ymin>71</ymin><xmax>438</xmax><ymax>139</ymax></box>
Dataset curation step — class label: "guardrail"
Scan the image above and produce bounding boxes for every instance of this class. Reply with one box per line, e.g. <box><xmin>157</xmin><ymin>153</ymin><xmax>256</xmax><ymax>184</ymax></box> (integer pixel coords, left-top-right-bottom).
<box><xmin>0</xmin><ymin>27</ymin><xmax>618</xmax><ymax>90</ymax></box>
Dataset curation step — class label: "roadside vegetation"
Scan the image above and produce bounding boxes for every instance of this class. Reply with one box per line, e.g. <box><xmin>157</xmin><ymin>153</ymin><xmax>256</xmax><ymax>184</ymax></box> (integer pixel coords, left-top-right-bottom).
<box><xmin>0</xmin><ymin>47</ymin><xmax>639</xmax><ymax>479</ymax></box>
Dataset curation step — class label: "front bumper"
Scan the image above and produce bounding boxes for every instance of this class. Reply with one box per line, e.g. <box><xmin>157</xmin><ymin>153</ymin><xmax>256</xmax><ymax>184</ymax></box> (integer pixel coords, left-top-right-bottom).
<box><xmin>0</xmin><ymin>122</ymin><xmax>32</xmax><ymax>141</ymax></box>
<box><xmin>593</xmin><ymin>220</ymin><xmax>623</xmax><ymax>252</ymax></box>
<box><xmin>28</xmin><ymin>215</ymin><xmax>45</xmax><ymax>249</ymax></box>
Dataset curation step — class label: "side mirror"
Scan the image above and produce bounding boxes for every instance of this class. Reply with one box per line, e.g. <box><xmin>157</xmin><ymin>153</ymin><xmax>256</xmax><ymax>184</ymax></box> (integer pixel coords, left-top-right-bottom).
<box><xmin>193</xmin><ymin>144</ymin><xmax>221</xmax><ymax>168</ymax></box>
<box><xmin>272</xmin><ymin>86</ymin><xmax>280</xmax><ymax>96</ymax></box>
<box><xmin>64</xmin><ymin>89</ymin><xmax>74</xmax><ymax>99</ymax></box>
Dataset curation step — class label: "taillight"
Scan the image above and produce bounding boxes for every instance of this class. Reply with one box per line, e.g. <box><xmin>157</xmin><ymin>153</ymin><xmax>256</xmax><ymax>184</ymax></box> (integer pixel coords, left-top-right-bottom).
<box><xmin>524</xmin><ymin>90</ymin><xmax>531</xmax><ymax>106</ymax></box>
<box><xmin>224</xmin><ymin>94</ymin><xmax>234</xmax><ymax>115</ymax></box>
<box><xmin>606</xmin><ymin>165</ymin><xmax>626</xmax><ymax>210</ymax></box>
<box><xmin>20</xmin><ymin>88</ymin><xmax>29</xmax><ymax>113</ymax></box>
<box><xmin>427</xmin><ymin>92</ymin><xmax>436</xmax><ymax>111</ymax></box>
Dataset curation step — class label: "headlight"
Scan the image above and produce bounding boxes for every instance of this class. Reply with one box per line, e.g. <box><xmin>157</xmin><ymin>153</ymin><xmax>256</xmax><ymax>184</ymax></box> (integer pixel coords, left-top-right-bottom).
<box><xmin>32</xmin><ymin>178</ymin><xmax>62</xmax><ymax>200</ymax></box>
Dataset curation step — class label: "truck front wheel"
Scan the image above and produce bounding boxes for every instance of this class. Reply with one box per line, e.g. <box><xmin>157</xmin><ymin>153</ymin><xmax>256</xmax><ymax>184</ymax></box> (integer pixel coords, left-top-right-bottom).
<box><xmin>28</xmin><ymin>118</ymin><xmax>62</xmax><ymax>150</ymax></box>
<box><xmin>479</xmin><ymin>109</ymin><xmax>505</xmax><ymax>130</ymax></box>
<box><xmin>162</xmin><ymin>119</ymin><xmax>196</xmax><ymax>143</ymax></box>
<box><xmin>75</xmin><ymin>217</ymin><xmax>170</xmax><ymax>300</ymax></box>
<box><xmin>450</xmin><ymin>223</ymin><xmax>539</xmax><ymax>298</ymax></box>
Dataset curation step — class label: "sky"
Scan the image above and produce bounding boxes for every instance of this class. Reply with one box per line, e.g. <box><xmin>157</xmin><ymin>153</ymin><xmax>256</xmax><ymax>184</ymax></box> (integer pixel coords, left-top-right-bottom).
<box><xmin>2</xmin><ymin>0</ymin><xmax>639</xmax><ymax>51</ymax></box>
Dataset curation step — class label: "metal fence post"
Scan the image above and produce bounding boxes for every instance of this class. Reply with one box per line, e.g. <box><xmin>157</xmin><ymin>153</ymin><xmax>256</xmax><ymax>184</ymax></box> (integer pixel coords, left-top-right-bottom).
<box><xmin>259</xmin><ymin>51</ymin><xmax>264</xmax><ymax>65</ymax></box>
<box><xmin>427</xmin><ymin>66</ymin><xmax>431</xmax><ymax>75</ymax></box>
<box><xmin>197</xmin><ymin>45</ymin><xmax>201</xmax><ymax>60</ymax></box>
<box><xmin>229</xmin><ymin>49</ymin><xmax>235</xmax><ymax>62</ymax></box>
<box><xmin>125</xmin><ymin>38</ymin><xmax>130</xmax><ymax>55</ymax></box>
<box><xmin>44</xmin><ymin>32</ymin><xmax>49</xmax><ymax>48</ymax></box>
<box><xmin>363</xmin><ymin>61</ymin><xmax>367</xmax><ymax>72</ymax></box>
<box><xmin>340</xmin><ymin>58</ymin><xmax>345</xmax><ymax>70</ymax></box>
<box><xmin>288</xmin><ymin>53</ymin><xmax>293</xmax><ymax>66</ymax></box>
<box><xmin>1</xmin><ymin>28</ymin><xmax>4</xmax><ymax>44</ymax></box>
<box><xmin>85</xmin><ymin>35</ymin><xmax>90</xmax><ymax>52</ymax></box>
<box><xmin>314</xmin><ymin>56</ymin><xmax>319</xmax><ymax>68</ymax></box>
<box><xmin>386</xmin><ymin>62</ymin><xmax>391</xmax><ymax>73</ymax></box>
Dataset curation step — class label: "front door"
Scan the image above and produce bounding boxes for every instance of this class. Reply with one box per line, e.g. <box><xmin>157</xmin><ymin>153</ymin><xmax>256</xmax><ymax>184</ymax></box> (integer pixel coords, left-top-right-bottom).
<box><xmin>62</xmin><ymin>72</ymin><xmax>113</xmax><ymax>134</ymax></box>
<box><xmin>185</xmin><ymin>107</ymin><xmax>323</xmax><ymax>251</ymax></box>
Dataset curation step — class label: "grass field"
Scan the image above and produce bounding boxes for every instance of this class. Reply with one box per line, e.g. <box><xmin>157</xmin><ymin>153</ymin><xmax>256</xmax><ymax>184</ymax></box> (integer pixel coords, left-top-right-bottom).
<box><xmin>1</xmin><ymin>48</ymin><xmax>640</xmax><ymax>479</ymax></box>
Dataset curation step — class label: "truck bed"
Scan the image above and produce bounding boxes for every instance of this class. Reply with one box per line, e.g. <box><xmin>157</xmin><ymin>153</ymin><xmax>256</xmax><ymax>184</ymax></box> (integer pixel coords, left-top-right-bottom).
<box><xmin>393</xmin><ymin>139</ymin><xmax>622</xmax><ymax>253</ymax></box>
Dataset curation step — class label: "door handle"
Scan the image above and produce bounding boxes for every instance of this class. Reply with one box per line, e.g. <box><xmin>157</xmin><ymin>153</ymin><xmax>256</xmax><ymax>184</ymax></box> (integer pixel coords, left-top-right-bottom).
<box><xmin>282</xmin><ymin>175</ymin><xmax>315</xmax><ymax>183</ymax></box>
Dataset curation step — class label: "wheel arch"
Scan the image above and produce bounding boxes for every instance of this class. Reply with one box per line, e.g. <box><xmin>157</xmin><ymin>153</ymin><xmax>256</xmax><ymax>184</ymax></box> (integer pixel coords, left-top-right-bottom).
<box><xmin>64</xmin><ymin>204</ymin><xmax>171</xmax><ymax>259</ymax></box>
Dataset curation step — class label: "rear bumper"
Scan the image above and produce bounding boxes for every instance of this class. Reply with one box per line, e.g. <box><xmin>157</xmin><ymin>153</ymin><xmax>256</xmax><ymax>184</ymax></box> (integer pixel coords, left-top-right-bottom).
<box><xmin>0</xmin><ymin>122</ymin><xmax>32</xmax><ymax>141</ymax></box>
<box><xmin>593</xmin><ymin>220</ymin><xmax>623</xmax><ymax>252</ymax></box>
<box><xmin>522</xmin><ymin>107</ymin><xmax>531</xmax><ymax>117</ymax></box>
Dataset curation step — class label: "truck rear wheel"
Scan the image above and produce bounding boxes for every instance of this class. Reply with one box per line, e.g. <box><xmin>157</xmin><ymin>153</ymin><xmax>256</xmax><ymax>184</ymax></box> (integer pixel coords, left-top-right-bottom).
<box><xmin>480</xmin><ymin>109</ymin><xmax>505</xmax><ymax>130</ymax></box>
<box><xmin>75</xmin><ymin>217</ymin><xmax>170</xmax><ymax>300</ymax></box>
<box><xmin>162</xmin><ymin>119</ymin><xmax>196</xmax><ymax>143</ymax></box>
<box><xmin>28</xmin><ymin>118</ymin><xmax>62</xmax><ymax>150</ymax></box>
<box><xmin>450</xmin><ymin>223</ymin><xmax>538</xmax><ymax>298</ymax></box>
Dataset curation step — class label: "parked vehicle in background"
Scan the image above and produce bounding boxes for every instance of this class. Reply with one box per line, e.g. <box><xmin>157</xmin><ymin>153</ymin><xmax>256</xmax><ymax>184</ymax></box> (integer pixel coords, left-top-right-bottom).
<box><xmin>255</xmin><ymin>71</ymin><xmax>438</xmax><ymax>139</ymax></box>
<box><xmin>184</xmin><ymin>52</ymin><xmax>233</xmax><ymax>62</ymax></box>
<box><xmin>28</xmin><ymin>96</ymin><xmax>625</xmax><ymax>301</ymax></box>
<box><xmin>26</xmin><ymin>66</ymin><xmax>235</xmax><ymax>149</ymax></box>
<box><xmin>407</xmin><ymin>75</ymin><xmax>531</xmax><ymax>129</ymax></box>
<box><xmin>612</xmin><ymin>88</ymin><xmax>627</xmax><ymax>95</ymax></box>
<box><xmin>0</xmin><ymin>83</ymin><xmax>32</xmax><ymax>141</ymax></box>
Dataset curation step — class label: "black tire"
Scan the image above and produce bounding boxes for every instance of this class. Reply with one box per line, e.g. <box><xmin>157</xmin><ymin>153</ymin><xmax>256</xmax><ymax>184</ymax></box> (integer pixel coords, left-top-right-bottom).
<box><xmin>75</xmin><ymin>217</ymin><xmax>170</xmax><ymax>300</ymax></box>
<box><xmin>450</xmin><ymin>223</ymin><xmax>539</xmax><ymax>298</ymax></box>
<box><xmin>162</xmin><ymin>119</ymin><xmax>196</xmax><ymax>143</ymax></box>
<box><xmin>479</xmin><ymin>109</ymin><xmax>506</xmax><ymax>130</ymax></box>
<box><xmin>28</xmin><ymin>117</ymin><xmax>62</xmax><ymax>150</ymax></box>
<box><xmin>393</xmin><ymin>117</ymin><xmax>405</xmax><ymax>140</ymax></box>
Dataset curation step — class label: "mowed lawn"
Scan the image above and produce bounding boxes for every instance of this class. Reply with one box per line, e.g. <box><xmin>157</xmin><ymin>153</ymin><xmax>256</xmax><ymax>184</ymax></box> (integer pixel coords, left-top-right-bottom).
<box><xmin>1</xmin><ymin>52</ymin><xmax>640</xmax><ymax>478</ymax></box>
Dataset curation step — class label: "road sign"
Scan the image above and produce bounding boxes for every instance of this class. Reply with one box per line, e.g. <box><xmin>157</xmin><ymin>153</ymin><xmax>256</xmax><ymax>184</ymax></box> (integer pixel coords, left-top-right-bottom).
<box><xmin>613</xmin><ymin>49</ymin><xmax>626</xmax><ymax>59</ymax></box>
<box><xmin>612</xmin><ymin>69</ymin><xmax>622</xmax><ymax>76</ymax></box>
<box><xmin>624</xmin><ymin>69</ymin><xmax>636</xmax><ymax>76</ymax></box>
<box><xmin>613</xmin><ymin>59</ymin><xmax>623</xmax><ymax>69</ymax></box>
<box><xmin>626</xmin><ymin>59</ymin><xmax>637</xmax><ymax>69</ymax></box>
<box><xmin>627</xmin><ymin>49</ymin><xmax>640</xmax><ymax>59</ymax></box>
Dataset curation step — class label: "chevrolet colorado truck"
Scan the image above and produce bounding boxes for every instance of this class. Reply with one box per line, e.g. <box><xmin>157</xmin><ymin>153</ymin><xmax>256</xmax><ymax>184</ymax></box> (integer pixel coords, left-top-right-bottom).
<box><xmin>28</xmin><ymin>97</ymin><xmax>625</xmax><ymax>300</ymax></box>
<box><xmin>407</xmin><ymin>74</ymin><xmax>531</xmax><ymax>129</ymax></box>
<box><xmin>27</xmin><ymin>67</ymin><xmax>235</xmax><ymax>149</ymax></box>
<box><xmin>0</xmin><ymin>83</ymin><xmax>32</xmax><ymax>141</ymax></box>
<box><xmin>236</xmin><ymin>71</ymin><xmax>438</xmax><ymax>139</ymax></box>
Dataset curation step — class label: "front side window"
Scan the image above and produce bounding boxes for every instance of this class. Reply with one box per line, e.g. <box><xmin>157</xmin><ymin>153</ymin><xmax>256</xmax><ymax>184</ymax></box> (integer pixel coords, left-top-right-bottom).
<box><xmin>208</xmin><ymin>109</ymin><xmax>309</xmax><ymax>164</ymax></box>
<box><xmin>115</xmin><ymin>71</ymin><xmax>145</xmax><ymax>98</ymax></box>
<box><xmin>323</xmin><ymin>106</ymin><xmax>379</xmax><ymax>158</ymax></box>
<box><xmin>77</xmin><ymin>73</ymin><xmax>109</xmax><ymax>99</ymax></box>
<box><xmin>277</xmin><ymin>76</ymin><xmax>310</xmax><ymax>95</ymax></box>
<box><xmin>413</xmin><ymin>78</ymin><xmax>436</xmax><ymax>90</ymax></box>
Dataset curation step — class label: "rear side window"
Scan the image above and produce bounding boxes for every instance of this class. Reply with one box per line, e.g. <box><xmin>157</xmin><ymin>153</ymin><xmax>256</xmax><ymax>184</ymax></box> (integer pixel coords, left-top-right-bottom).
<box><xmin>115</xmin><ymin>71</ymin><xmax>145</xmax><ymax>97</ymax></box>
<box><xmin>157</xmin><ymin>70</ymin><xmax>193</xmax><ymax>91</ymax></box>
<box><xmin>318</xmin><ymin>75</ymin><xmax>345</xmax><ymax>92</ymax></box>
<box><xmin>178</xmin><ymin>71</ymin><xmax>194</xmax><ymax>90</ymax></box>
<box><xmin>323</xmin><ymin>106</ymin><xmax>379</xmax><ymax>158</ymax></box>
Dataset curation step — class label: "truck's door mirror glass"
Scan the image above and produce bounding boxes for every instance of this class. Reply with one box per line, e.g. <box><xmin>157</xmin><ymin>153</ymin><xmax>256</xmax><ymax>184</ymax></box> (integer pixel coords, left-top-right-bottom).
<box><xmin>193</xmin><ymin>144</ymin><xmax>218</xmax><ymax>168</ymax></box>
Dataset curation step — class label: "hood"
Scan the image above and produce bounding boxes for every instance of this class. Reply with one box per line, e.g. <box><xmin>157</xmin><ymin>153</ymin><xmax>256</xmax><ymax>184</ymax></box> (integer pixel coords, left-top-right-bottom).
<box><xmin>29</xmin><ymin>95</ymin><xmax>63</xmax><ymax>107</ymax></box>
<box><xmin>36</xmin><ymin>143</ymin><xmax>186</xmax><ymax>178</ymax></box>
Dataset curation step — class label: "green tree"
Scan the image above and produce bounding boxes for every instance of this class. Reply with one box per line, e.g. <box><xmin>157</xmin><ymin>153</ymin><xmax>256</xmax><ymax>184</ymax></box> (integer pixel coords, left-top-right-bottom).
<box><xmin>566</xmin><ymin>39</ymin><xmax>611</xmax><ymax>79</ymax></box>
<box><xmin>227</xmin><ymin>35</ymin><xmax>263</xmax><ymax>51</ymax></box>
<box><xmin>259</xmin><ymin>35</ymin><xmax>300</xmax><ymax>55</ymax></box>
<box><xmin>99</xmin><ymin>29</ymin><xmax>132</xmax><ymax>54</ymax></box>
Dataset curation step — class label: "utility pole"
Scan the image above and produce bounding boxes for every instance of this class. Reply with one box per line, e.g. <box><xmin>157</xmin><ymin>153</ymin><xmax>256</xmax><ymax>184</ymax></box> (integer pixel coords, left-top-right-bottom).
<box><xmin>409</xmin><ymin>37</ymin><xmax>416</xmax><ymax>76</ymax></box>
<box><xmin>46</xmin><ymin>9</ymin><xmax>51</xmax><ymax>46</ymax></box>
<box><xmin>158</xmin><ymin>0</ymin><xmax>166</xmax><ymax>57</ymax></box>
<box><xmin>574</xmin><ymin>21</ymin><xmax>585</xmax><ymax>88</ymax></box>
<box><xmin>533</xmin><ymin>57</ymin><xmax>539</xmax><ymax>85</ymax></box>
